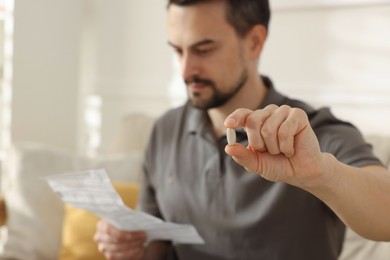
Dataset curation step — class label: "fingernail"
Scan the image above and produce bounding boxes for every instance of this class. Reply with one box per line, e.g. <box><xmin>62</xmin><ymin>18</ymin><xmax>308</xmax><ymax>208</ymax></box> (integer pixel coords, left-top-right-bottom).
<box><xmin>225</xmin><ymin>117</ymin><xmax>236</xmax><ymax>126</ymax></box>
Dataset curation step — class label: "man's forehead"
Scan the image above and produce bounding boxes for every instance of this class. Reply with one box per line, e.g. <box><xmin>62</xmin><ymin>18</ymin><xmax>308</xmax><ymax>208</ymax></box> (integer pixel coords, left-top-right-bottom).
<box><xmin>167</xmin><ymin>1</ymin><xmax>233</xmax><ymax>47</ymax></box>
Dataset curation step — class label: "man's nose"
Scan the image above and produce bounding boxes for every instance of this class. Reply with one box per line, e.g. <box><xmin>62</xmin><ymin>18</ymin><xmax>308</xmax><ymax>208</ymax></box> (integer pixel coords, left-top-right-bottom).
<box><xmin>181</xmin><ymin>54</ymin><xmax>200</xmax><ymax>80</ymax></box>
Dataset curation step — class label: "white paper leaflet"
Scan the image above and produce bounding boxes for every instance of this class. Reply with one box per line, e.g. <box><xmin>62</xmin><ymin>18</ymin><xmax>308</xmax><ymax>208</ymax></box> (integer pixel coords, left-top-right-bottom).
<box><xmin>45</xmin><ymin>169</ymin><xmax>204</xmax><ymax>244</ymax></box>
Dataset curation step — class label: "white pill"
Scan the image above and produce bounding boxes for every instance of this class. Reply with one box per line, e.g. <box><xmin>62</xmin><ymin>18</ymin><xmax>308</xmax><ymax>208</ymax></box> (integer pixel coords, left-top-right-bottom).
<box><xmin>226</xmin><ymin>128</ymin><xmax>236</xmax><ymax>145</ymax></box>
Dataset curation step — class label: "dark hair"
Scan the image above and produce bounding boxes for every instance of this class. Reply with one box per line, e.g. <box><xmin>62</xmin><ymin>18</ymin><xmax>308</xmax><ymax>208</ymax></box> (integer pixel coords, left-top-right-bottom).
<box><xmin>167</xmin><ymin>0</ymin><xmax>270</xmax><ymax>37</ymax></box>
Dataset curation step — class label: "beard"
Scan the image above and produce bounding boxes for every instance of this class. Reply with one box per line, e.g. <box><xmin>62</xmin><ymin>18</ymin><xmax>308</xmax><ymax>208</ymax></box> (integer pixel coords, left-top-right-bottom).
<box><xmin>185</xmin><ymin>69</ymin><xmax>248</xmax><ymax>109</ymax></box>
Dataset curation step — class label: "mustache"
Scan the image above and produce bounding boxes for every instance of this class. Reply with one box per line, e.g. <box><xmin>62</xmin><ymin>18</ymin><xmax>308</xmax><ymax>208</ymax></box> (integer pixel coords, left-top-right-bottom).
<box><xmin>185</xmin><ymin>76</ymin><xmax>215</xmax><ymax>87</ymax></box>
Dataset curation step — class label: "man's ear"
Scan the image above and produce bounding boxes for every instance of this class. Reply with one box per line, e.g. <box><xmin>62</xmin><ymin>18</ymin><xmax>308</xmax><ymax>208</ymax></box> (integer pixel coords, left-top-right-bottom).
<box><xmin>245</xmin><ymin>25</ymin><xmax>267</xmax><ymax>59</ymax></box>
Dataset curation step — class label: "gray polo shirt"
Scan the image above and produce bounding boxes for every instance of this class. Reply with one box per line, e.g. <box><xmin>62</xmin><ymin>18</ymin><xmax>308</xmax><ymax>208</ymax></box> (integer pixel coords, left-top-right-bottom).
<box><xmin>139</xmin><ymin>77</ymin><xmax>382</xmax><ymax>260</ymax></box>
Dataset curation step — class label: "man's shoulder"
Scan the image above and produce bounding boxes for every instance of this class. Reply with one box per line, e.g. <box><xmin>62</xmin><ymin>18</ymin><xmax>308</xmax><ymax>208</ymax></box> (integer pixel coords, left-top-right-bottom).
<box><xmin>284</xmin><ymin>97</ymin><xmax>316</xmax><ymax>114</ymax></box>
<box><xmin>154</xmin><ymin>103</ymin><xmax>188</xmax><ymax>128</ymax></box>
<box><xmin>307</xmin><ymin>107</ymin><xmax>354</xmax><ymax>130</ymax></box>
<box><xmin>284</xmin><ymin>97</ymin><xmax>351</xmax><ymax>129</ymax></box>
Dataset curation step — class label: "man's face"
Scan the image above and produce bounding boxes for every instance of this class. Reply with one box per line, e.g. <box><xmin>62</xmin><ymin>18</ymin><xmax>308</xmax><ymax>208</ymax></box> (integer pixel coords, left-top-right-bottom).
<box><xmin>167</xmin><ymin>1</ymin><xmax>250</xmax><ymax>109</ymax></box>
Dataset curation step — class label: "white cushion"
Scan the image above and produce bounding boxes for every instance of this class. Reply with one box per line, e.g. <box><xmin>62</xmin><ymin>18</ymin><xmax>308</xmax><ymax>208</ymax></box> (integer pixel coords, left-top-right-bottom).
<box><xmin>365</xmin><ymin>134</ymin><xmax>390</xmax><ymax>168</ymax></box>
<box><xmin>340</xmin><ymin>229</ymin><xmax>390</xmax><ymax>260</ymax></box>
<box><xmin>0</xmin><ymin>142</ymin><xmax>144</xmax><ymax>260</ymax></box>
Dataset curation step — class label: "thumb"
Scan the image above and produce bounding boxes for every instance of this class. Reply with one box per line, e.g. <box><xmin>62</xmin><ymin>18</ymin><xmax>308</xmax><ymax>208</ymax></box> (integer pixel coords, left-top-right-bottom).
<box><xmin>225</xmin><ymin>143</ymin><xmax>259</xmax><ymax>173</ymax></box>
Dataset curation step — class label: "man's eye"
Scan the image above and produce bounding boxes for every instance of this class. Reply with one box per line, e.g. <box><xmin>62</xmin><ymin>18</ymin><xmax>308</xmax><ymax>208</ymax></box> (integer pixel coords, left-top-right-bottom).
<box><xmin>174</xmin><ymin>48</ymin><xmax>183</xmax><ymax>56</ymax></box>
<box><xmin>195</xmin><ymin>48</ymin><xmax>212</xmax><ymax>55</ymax></box>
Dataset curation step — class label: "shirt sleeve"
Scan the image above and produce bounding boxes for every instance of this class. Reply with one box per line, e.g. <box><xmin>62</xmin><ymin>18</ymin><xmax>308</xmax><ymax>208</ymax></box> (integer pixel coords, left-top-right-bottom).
<box><xmin>311</xmin><ymin>108</ymin><xmax>383</xmax><ymax>168</ymax></box>
<box><xmin>136</xmin><ymin>124</ymin><xmax>163</xmax><ymax>219</ymax></box>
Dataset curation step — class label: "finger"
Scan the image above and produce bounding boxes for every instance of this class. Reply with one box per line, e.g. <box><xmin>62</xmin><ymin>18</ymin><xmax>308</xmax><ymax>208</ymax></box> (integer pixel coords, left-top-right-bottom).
<box><xmin>224</xmin><ymin>107</ymin><xmax>275</xmax><ymax>151</ymax></box>
<box><xmin>278</xmin><ymin>108</ymin><xmax>309</xmax><ymax>157</ymax></box>
<box><xmin>98</xmin><ymin>240</ymin><xmax>145</xmax><ymax>254</ymax></box>
<box><xmin>225</xmin><ymin>143</ymin><xmax>260</xmax><ymax>173</ymax></box>
<box><xmin>97</xmin><ymin>236</ymin><xmax>146</xmax><ymax>260</ymax></box>
<box><xmin>103</xmin><ymin>246</ymin><xmax>144</xmax><ymax>260</ymax></box>
<box><xmin>96</xmin><ymin>236</ymin><xmax>146</xmax><ymax>251</ymax></box>
<box><xmin>224</xmin><ymin>108</ymin><xmax>254</xmax><ymax>129</ymax></box>
<box><xmin>95</xmin><ymin>221</ymin><xmax>147</xmax><ymax>242</ymax></box>
<box><xmin>261</xmin><ymin>105</ymin><xmax>290</xmax><ymax>155</ymax></box>
<box><xmin>244</xmin><ymin>105</ymin><xmax>278</xmax><ymax>151</ymax></box>
<box><xmin>94</xmin><ymin>231</ymin><xmax>147</xmax><ymax>244</ymax></box>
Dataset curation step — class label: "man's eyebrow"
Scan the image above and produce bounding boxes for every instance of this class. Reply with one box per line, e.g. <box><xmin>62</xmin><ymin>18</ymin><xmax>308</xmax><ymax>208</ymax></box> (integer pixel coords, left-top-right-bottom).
<box><xmin>168</xmin><ymin>39</ymin><xmax>216</xmax><ymax>49</ymax></box>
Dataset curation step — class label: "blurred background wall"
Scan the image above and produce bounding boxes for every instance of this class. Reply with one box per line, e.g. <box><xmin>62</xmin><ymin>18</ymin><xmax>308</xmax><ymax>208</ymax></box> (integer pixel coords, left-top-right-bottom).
<box><xmin>261</xmin><ymin>2</ymin><xmax>390</xmax><ymax>136</ymax></box>
<box><xmin>0</xmin><ymin>0</ymin><xmax>389</xmax><ymax>156</ymax></box>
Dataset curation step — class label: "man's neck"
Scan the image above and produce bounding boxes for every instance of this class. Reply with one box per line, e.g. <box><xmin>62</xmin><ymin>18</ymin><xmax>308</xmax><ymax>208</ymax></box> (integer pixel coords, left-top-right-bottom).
<box><xmin>208</xmin><ymin>75</ymin><xmax>268</xmax><ymax>139</ymax></box>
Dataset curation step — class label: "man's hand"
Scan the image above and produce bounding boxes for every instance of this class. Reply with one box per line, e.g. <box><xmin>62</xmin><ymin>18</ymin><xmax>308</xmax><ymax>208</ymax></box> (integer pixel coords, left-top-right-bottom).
<box><xmin>224</xmin><ymin>105</ymin><xmax>326</xmax><ymax>187</ymax></box>
<box><xmin>94</xmin><ymin>220</ymin><xmax>147</xmax><ymax>260</ymax></box>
